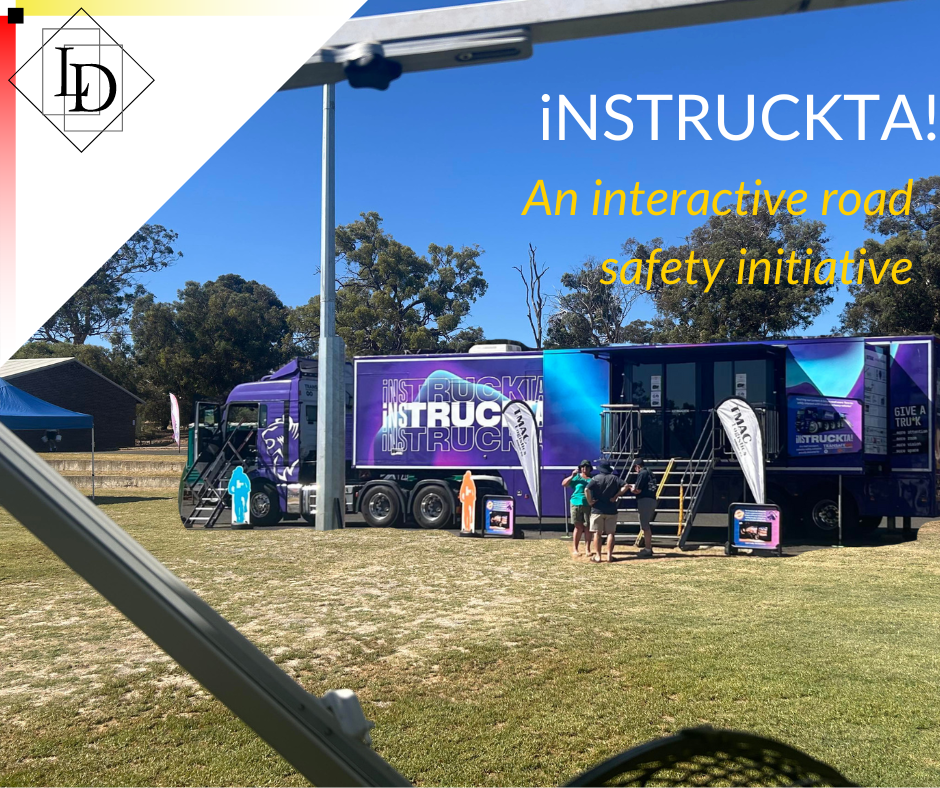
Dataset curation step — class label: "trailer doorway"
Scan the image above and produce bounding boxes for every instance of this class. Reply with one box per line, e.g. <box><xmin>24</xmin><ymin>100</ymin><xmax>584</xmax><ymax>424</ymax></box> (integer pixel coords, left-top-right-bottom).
<box><xmin>609</xmin><ymin>345</ymin><xmax>784</xmax><ymax>460</ymax></box>
<box><xmin>624</xmin><ymin>361</ymin><xmax>699</xmax><ymax>458</ymax></box>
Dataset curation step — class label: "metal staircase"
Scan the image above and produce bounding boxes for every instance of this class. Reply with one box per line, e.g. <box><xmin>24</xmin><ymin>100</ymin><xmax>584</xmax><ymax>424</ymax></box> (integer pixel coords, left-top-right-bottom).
<box><xmin>182</xmin><ymin>429</ymin><xmax>256</xmax><ymax>529</ymax></box>
<box><xmin>600</xmin><ymin>406</ymin><xmax>718</xmax><ymax>550</ymax></box>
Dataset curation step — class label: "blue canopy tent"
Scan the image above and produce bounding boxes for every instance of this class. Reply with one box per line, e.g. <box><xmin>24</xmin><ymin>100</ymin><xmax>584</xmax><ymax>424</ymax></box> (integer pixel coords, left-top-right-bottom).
<box><xmin>0</xmin><ymin>377</ymin><xmax>97</xmax><ymax>498</ymax></box>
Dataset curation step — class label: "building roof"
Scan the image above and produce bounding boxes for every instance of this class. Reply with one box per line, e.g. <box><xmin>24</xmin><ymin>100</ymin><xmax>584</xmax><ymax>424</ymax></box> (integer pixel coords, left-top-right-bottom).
<box><xmin>0</xmin><ymin>357</ymin><xmax>75</xmax><ymax>377</ymax></box>
<box><xmin>0</xmin><ymin>357</ymin><xmax>144</xmax><ymax>403</ymax></box>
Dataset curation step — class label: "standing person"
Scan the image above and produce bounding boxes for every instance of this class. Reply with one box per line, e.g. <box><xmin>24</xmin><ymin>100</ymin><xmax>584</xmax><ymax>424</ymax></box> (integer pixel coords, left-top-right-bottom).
<box><xmin>629</xmin><ymin>458</ymin><xmax>658</xmax><ymax>558</ymax></box>
<box><xmin>586</xmin><ymin>461</ymin><xmax>628</xmax><ymax>563</ymax></box>
<box><xmin>563</xmin><ymin>460</ymin><xmax>593</xmax><ymax>557</ymax></box>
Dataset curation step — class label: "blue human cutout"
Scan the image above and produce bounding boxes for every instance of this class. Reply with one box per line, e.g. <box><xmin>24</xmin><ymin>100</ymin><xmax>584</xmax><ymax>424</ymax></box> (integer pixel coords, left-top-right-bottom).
<box><xmin>228</xmin><ymin>466</ymin><xmax>251</xmax><ymax>525</ymax></box>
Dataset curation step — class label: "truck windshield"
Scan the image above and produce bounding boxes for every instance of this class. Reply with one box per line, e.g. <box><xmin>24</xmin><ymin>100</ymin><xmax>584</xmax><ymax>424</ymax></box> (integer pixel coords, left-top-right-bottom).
<box><xmin>226</xmin><ymin>403</ymin><xmax>261</xmax><ymax>429</ymax></box>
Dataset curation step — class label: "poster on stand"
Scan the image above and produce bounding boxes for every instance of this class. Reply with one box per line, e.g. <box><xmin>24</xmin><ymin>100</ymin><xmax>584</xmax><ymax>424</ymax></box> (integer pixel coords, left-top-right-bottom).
<box><xmin>483</xmin><ymin>496</ymin><xmax>515</xmax><ymax>537</ymax></box>
<box><xmin>788</xmin><ymin>395</ymin><xmax>862</xmax><ymax>457</ymax></box>
<box><xmin>728</xmin><ymin>503</ymin><xmax>781</xmax><ymax>555</ymax></box>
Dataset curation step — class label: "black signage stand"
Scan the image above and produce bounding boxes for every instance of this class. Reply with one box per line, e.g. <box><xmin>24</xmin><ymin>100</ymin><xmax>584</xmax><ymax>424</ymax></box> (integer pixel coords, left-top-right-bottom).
<box><xmin>726</xmin><ymin>502</ymin><xmax>783</xmax><ymax>556</ymax></box>
<box><xmin>482</xmin><ymin>494</ymin><xmax>523</xmax><ymax>539</ymax></box>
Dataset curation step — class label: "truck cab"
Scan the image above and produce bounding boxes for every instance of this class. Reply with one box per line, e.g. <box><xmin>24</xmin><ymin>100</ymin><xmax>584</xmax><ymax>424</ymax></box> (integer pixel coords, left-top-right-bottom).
<box><xmin>179</xmin><ymin>359</ymin><xmax>352</xmax><ymax>528</ymax></box>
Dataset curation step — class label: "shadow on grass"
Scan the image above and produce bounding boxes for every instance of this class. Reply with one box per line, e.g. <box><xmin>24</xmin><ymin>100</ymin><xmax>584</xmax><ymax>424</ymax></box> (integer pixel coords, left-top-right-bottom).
<box><xmin>92</xmin><ymin>495</ymin><xmax>173</xmax><ymax>505</ymax></box>
<box><xmin>796</xmin><ymin>531</ymin><xmax>919</xmax><ymax>549</ymax></box>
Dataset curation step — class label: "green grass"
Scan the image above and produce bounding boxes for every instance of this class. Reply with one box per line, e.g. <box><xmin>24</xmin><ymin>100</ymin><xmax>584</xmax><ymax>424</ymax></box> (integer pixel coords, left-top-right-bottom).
<box><xmin>3</xmin><ymin>493</ymin><xmax>940</xmax><ymax>786</ymax></box>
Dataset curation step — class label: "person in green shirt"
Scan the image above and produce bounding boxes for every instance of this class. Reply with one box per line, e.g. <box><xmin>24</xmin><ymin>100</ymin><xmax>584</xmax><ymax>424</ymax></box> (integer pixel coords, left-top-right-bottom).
<box><xmin>563</xmin><ymin>460</ymin><xmax>593</xmax><ymax>557</ymax></box>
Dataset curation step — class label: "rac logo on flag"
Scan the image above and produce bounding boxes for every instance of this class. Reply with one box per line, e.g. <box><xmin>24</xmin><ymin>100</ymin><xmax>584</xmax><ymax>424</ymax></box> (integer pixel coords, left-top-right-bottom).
<box><xmin>9</xmin><ymin>8</ymin><xmax>153</xmax><ymax>152</ymax></box>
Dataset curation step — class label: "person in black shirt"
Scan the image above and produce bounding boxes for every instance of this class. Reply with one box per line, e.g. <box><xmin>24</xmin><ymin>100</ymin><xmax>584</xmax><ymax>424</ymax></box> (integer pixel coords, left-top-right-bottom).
<box><xmin>585</xmin><ymin>461</ymin><xmax>631</xmax><ymax>563</ymax></box>
<box><xmin>629</xmin><ymin>458</ymin><xmax>657</xmax><ymax>558</ymax></box>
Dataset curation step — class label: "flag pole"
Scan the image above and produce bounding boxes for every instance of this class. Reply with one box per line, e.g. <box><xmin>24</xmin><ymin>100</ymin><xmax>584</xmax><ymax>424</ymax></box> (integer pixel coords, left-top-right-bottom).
<box><xmin>537</xmin><ymin>429</ymin><xmax>542</xmax><ymax>538</ymax></box>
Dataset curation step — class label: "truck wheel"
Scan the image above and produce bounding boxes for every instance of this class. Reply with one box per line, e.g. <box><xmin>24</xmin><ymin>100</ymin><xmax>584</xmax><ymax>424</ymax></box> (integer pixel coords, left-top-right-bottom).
<box><xmin>361</xmin><ymin>485</ymin><xmax>401</xmax><ymax>528</ymax></box>
<box><xmin>802</xmin><ymin>490</ymin><xmax>858</xmax><ymax>538</ymax></box>
<box><xmin>858</xmin><ymin>515</ymin><xmax>883</xmax><ymax>531</ymax></box>
<box><xmin>249</xmin><ymin>483</ymin><xmax>280</xmax><ymax>527</ymax></box>
<box><xmin>411</xmin><ymin>484</ymin><xmax>454</xmax><ymax>529</ymax></box>
<box><xmin>807</xmin><ymin>497</ymin><xmax>839</xmax><ymax>534</ymax></box>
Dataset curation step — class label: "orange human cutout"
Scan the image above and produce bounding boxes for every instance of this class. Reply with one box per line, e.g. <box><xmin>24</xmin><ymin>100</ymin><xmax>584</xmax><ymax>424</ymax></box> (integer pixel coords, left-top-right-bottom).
<box><xmin>459</xmin><ymin>471</ymin><xmax>477</xmax><ymax>533</ymax></box>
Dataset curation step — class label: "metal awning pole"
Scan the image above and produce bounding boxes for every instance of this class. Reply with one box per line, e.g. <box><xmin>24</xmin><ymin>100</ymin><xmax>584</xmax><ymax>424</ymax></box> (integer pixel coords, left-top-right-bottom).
<box><xmin>316</xmin><ymin>82</ymin><xmax>346</xmax><ymax>531</ymax></box>
<box><xmin>0</xmin><ymin>422</ymin><xmax>408</xmax><ymax>787</ymax></box>
<box><xmin>91</xmin><ymin>426</ymin><xmax>95</xmax><ymax>502</ymax></box>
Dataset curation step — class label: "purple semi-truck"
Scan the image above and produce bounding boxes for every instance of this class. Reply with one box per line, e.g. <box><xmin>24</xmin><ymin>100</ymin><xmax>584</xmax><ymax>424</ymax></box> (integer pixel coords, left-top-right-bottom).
<box><xmin>179</xmin><ymin>335</ymin><xmax>940</xmax><ymax>545</ymax></box>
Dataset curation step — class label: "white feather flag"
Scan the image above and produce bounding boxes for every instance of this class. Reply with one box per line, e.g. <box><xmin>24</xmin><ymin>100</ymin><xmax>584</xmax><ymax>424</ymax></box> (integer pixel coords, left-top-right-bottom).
<box><xmin>716</xmin><ymin>397</ymin><xmax>765</xmax><ymax>504</ymax></box>
<box><xmin>502</xmin><ymin>400</ymin><xmax>541</xmax><ymax>518</ymax></box>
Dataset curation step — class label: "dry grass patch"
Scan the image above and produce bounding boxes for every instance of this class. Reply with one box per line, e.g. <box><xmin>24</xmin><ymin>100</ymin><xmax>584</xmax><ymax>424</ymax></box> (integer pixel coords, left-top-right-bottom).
<box><xmin>2</xmin><ymin>493</ymin><xmax>940</xmax><ymax>786</ymax></box>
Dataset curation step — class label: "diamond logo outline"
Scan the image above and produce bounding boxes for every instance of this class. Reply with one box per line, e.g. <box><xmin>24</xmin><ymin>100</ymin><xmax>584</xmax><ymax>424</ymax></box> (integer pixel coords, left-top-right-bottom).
<box><xmin>9</xmin><ymin>7</ymin><xmax>154</xmax><ymax>152</ymax></box>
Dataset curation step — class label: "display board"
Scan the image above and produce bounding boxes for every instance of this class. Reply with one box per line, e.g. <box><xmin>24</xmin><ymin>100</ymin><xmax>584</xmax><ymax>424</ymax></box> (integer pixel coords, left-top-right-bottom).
<box><xmin>727</xmin><ymin>502</ymin><xmax>781</xmax><ymax>556</ymax></box>
<box><xmin>483</xmin><ymin>495</ymin><xmax>516</xmax><ymax>538</ymax></box>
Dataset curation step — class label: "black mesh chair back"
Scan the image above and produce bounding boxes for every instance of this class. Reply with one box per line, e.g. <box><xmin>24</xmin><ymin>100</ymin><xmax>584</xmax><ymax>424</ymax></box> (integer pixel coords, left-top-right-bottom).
<box><xmin>565</xmin><ymin>726</ymin><xmax>855</xmax><ymax>787</ymax></box>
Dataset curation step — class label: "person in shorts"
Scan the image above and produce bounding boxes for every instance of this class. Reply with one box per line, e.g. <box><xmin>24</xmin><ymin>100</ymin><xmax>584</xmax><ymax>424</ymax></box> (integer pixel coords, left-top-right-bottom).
<box><xmin>563</xmin><ymin>460</ymin><xmax>593</xmax><ymax>557</ymax></box>
<box><xmin>586</xmin><ymin>461</ymin><xmax>629</xmax><ymax>563</ymax></box>
<box><xmin>629</xmin><ymin>458</ymin><xmax>657</xmax><ymax>558</ymax></box>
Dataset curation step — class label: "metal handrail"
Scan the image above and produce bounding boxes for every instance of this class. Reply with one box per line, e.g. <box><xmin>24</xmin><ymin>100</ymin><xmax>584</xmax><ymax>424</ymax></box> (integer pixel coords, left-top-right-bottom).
<box><xmin>715</xmin><ymin>406</ymin><xmax>779</xmax><ymax>460</ymax></box>
<box><xmin>602</xmin><ymin>404</ymin><xmax>780</xmax><ymax>463</ymax></box>
<box><xmin>186</xmin><ymin>428</ymin><xmax>257</xmax><ymax>496</ymax></box>
<box><xmin>676</xmin><ymin>410</ymin><xmax>717</xmax><ymax>537</ymax></box>
<box><xmin>656</xmin><ymin>458</ymin><xmax>675</xmax><ymax>499</ymax></box>
<box><xmin>183</xmin><ymin>430</ymin><xmax>259</xmax><ymax>528</ymax></box>
<box><xmin>762</xmin><ymin>408</ymin><xmax>781</xmax><ymax>458</ymax></box>
<box><xmin>600</xmin><ymin>404</ymin><xmax>642</xmax><ymax>460</ymax></box>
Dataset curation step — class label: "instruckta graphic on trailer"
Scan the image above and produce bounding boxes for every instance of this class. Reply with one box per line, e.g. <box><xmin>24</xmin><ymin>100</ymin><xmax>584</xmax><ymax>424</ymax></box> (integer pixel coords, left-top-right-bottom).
<box><xmin>357</xmin><ymin>355</ymin><xmax>545</xmax><ymax>468</ymax></box>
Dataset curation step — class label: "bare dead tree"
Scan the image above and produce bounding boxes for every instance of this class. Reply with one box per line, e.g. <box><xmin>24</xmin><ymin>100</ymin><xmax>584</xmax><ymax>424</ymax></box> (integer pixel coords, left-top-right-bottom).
<box><xmin>547</xmin><ymin>255</ymin><xmax>648</xmax><ymax>347</ymax></box>
<box><xmin>514</xmin><ymin>243</ymin><xmax>549</xmax><ymax>349</ymax></box>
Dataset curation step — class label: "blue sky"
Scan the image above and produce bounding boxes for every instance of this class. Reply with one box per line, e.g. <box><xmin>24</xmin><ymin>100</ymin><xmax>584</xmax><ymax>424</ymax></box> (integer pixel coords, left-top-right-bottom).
<box><xmin>147</xmin><ymin>0</ymin><xmax>939</xmax><ymax>346</ymax></box>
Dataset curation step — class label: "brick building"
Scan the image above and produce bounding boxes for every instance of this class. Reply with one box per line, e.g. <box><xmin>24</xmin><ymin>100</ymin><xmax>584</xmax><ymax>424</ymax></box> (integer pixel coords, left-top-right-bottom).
<box><xmin>0</xmin><ymin>358</ymin><xmax>143</xmax><ymax>451</ymax></box>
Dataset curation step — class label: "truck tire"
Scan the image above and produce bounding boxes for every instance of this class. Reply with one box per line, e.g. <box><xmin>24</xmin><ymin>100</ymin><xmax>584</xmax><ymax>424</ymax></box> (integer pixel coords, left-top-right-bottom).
<box><xmin>411</xmin><ymin>484</ymin><xmax>455</xmax><ymax>529</ymax></box>
<box><xmin>248</xmin><ymin>482</ymin><xmax>280</xmax><ymax>527</ymax></box>
<box><xmin>361</xmin><ymin>485</ymin><xmax>401</xmax><ymax>528</ymax></box>
<box><xmin>801</xmin><ymin>489</ymin><xmax>858</xmax><ymax>538</ymax></box>
<box><xmin>858</xmin><ymin>515</ymin><xmax>883</xmax><ymax>531</ymax></box>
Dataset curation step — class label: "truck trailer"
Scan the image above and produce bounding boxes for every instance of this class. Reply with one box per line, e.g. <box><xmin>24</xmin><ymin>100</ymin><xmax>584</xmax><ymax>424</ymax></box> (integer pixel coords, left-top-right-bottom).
<box><xmin>179</xmin><ymin>335</ymin><xmax>939</xmax><ymax>545</ymax></box>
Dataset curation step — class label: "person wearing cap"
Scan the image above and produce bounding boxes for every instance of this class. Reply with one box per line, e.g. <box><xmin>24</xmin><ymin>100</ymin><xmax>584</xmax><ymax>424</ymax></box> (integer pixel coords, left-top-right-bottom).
<box><xmin>585</xmin><ymin>461</ymin><xmax>628</xmax><ymax>563</ymax></box>
<box><xmin>563</xmin><ymin>460</ymin><xmax>593</xmax><ymax>557</ymax></box>
<box><xmin>628</xmin><ymin>458</ymin><xmax>657</xmax><ymax>558</ymax></box>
